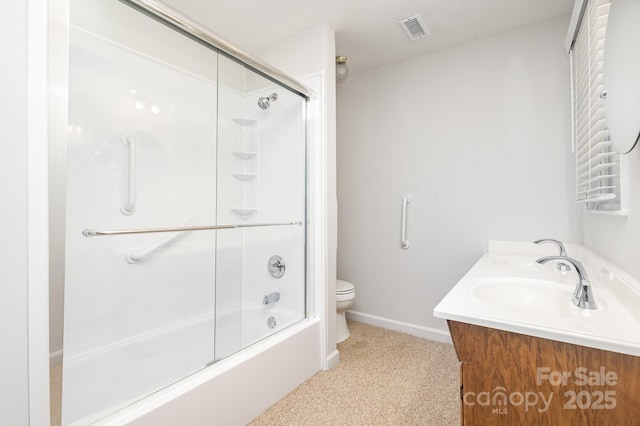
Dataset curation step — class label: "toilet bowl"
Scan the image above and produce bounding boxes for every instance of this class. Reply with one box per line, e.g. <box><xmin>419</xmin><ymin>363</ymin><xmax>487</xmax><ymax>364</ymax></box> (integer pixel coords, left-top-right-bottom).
<box><xmin>336</xmin><ymin>279</ymin><xmax>356</xmax><ymax>343</ymax></box>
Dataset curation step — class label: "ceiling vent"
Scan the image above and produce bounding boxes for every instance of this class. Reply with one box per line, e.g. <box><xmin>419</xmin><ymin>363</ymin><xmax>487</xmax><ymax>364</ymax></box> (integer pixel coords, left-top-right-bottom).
<box><xmin>398</xmin><ymin>14</ymin><xmax>430</xmax><ymax>41</ymax></box>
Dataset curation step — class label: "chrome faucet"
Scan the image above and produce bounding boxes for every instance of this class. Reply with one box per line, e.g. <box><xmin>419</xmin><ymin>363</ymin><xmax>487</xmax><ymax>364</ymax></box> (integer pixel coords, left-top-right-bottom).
<box><xmin>536</xmin><ymin>256</ymin><xmax>598</xmax><ymax>309</ymax></box>
<box><xmin>534</xmin><ymin>239</ymin><xmax>571</xmax><ymax>271</ymax></box>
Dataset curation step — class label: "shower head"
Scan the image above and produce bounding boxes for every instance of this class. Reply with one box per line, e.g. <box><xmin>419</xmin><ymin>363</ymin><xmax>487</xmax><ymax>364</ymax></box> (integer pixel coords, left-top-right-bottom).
<box><xmin>258</xmin><ymin>92</ymin><xmax>278</xmax><ymax>110</ymax></box>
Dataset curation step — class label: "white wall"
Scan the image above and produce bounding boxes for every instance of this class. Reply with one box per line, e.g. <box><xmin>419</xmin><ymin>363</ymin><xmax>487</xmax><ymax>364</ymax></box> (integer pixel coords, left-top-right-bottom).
<box><xmin>256</xmin><ymin>23</ymin><xmax>338</xmax><ymax>367</ymax></box>
<box><xmin>583</xmin><ymin>150</ymin><xmax>640</xmax><ymax>281</ymax></box>
<box><xmin>337</xmin><ymin>15</ymin><xmax>581</xmax><ymax>335</ymax></box>
<box><xmin>1</xmin><ymin>3</ymin><xmax>30</xmax><ymax>424</ymax></box>
<box><xmin>3</xmin><ymin>0</ymin><xmax>51</xmax><ymax>424</ymax></box>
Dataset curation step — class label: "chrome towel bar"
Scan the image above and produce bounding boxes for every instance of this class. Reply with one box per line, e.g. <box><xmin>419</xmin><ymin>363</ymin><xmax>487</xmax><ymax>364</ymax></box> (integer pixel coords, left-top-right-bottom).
<box><xmin>82</xmin><ymin>221</ymin><xmax>302</xmax><ymax>237</ymax></box>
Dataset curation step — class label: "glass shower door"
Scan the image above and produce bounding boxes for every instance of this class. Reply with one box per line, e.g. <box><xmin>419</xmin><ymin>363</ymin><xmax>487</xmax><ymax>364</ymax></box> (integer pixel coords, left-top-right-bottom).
<box><xmin>63</xmin><ymin>0</ymin><xmax>219</xmax><ymax>423</ymax></box>
<box><xmin>214</xmin><ymin>56</ymin><xmax>307</xmax><ymax>360</ymax></box>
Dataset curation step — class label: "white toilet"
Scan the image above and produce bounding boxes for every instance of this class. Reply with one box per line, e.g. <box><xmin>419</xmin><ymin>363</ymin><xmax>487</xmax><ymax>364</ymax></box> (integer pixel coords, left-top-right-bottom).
<box><xmin>336</xmin><ymin>279</ymin><xmax>356</xmax><ymax>343</ymax></box>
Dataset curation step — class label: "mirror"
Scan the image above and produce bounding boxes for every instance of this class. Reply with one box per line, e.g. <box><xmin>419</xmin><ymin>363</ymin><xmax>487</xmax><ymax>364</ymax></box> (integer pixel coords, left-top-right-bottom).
<box><xmin>603</xmin><ymin>0</ymin><xmax>640</xmax><ymax>154</ymax></box>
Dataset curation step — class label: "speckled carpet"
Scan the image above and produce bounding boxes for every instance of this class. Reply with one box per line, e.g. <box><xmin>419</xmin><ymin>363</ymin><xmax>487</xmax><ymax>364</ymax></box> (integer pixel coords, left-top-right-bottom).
<box><xmin>249</xmin><ymin>320</ymin><xmax>460</xmax><ymax>425</ymax></box>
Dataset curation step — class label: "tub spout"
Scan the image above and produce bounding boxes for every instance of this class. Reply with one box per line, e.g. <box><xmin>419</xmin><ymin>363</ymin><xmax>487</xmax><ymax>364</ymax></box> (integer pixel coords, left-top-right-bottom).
<box><xmin>263</xmin><ymin>292</ymin><xmax>280</xmax><ymax>305</ymax></box>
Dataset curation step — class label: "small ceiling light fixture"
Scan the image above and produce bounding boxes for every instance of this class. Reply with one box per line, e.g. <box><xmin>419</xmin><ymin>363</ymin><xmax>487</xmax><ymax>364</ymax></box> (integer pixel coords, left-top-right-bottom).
<box><xmin>398</xmin><ymin>13</ymin><xmax>430</xmax><ymax>41</ymax></box>
<box><xmin>336</xmin><ymin>55</ymin><xmax>349</xmax><ymax>83</ymax></box>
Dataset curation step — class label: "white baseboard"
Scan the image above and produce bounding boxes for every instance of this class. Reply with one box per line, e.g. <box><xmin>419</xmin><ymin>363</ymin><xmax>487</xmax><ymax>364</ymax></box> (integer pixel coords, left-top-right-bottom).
<box><xmin>346</xmin><ymin>310</ymin><xmax>453</xmax><ymax>344</ymax></box>
<box><xmin>325</xmin><ymin>349</ymin><xmax>339</xmax><ymax>370</ymax></box>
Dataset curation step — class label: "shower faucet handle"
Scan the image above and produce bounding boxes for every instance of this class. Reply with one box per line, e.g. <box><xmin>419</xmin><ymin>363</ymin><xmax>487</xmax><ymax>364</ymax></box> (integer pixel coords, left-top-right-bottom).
<box><xmin>268</xmin><ymin>255</ymin><xmax>286</xmax><ymax>278</ymax></box>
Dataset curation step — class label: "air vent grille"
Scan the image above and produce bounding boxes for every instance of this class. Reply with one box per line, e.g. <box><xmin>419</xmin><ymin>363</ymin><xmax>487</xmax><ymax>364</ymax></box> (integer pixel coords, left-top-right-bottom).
<box><xmin>398</xmin><ymin>14</ymin><xmax>430</xmax><ymax>41</ymax></box>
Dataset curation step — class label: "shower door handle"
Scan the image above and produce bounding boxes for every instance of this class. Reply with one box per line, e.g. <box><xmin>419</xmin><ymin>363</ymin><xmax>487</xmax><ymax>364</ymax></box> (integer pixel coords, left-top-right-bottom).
<box><xmin>82</xmin><ymin>221</ymin><xmax>303</xmax><ymax>237</ymax></box>
<box><xmin>121</xmin><ymin>135</ymin><xmax>136</xmax><ymax>215</ymax></box>
<box><xmin>401</xmin><ymin>194</ymin><xmax>411</xmax><ymax>250</ymax></box>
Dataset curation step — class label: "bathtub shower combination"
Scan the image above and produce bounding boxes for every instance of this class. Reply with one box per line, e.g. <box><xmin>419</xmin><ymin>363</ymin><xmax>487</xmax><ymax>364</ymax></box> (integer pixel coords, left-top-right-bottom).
<box><xmin>62</xmin><ymin>0</ymin><xmax>309</xmax><ymax>423</ymax></box>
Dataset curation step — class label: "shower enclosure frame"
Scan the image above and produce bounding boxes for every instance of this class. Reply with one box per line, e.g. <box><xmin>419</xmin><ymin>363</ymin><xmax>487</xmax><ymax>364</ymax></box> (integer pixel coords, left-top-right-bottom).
<box><xmin>118</xmin><ymin>0</ymin><xmax>310</xmax><ymax>99</ymax></box>
<box><xmin>36</xmin><ymin>0</ymin><xmax>336</xmax><ymax>424</ymax></box>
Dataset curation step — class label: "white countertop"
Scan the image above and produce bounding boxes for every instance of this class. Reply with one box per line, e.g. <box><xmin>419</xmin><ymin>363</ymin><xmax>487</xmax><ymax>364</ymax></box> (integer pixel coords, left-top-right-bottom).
<box><xmin>433</xmin><ymin>241</ymin><xmax>640</xmax><ymax>357</ymax></box>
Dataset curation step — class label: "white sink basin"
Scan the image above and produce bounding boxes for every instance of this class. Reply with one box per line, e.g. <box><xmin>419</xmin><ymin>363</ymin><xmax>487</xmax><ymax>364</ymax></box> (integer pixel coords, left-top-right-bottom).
<box><xmin>433</xmin><ymin>242</ymin><xmax>640</xmax><ymax>357</ymax></box>
<box><xmin>469</xmin><ymin>277</ymin><xmax>574</xmax><ymax>316</ymax></box>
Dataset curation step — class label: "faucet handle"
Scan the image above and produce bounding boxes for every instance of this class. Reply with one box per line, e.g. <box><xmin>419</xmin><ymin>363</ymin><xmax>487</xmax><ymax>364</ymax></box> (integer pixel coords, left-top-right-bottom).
<box><xmin>534</xmin><ymin>239</ymin><xmax>570</xmax><ymax>270</ymax></box>
<box><xmin>533</xmin><ymin>238</ymin><xmax>567</xmax><ymax>256</ymax></box>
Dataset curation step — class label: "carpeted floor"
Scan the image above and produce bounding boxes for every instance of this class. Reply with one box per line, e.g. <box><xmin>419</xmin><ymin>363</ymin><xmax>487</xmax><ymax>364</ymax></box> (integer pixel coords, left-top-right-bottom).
<box><xmin>249</xmin><ymin>320</ymin><xmax>461</xmax><ymax>425</ymax></box>
<box><xmin>50</xmin><ymin>363</ymin><xmax>62</xmax><ymax>426</ymax></box>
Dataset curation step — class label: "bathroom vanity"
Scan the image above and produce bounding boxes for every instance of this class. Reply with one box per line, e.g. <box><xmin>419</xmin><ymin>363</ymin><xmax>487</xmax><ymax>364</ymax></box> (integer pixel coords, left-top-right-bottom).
<box><xmin>434</xmin><ymin>241</ymin><xmax>640</xmax><ymax>424</ymax></box>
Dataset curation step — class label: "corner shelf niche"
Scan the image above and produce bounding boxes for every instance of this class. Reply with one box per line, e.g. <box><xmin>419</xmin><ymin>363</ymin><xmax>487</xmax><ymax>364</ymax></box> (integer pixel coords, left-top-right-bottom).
<box><xmin>231</xmin><ymin>208</ymin><xmax>258</xmax><ymax>219</ymax></box>
<box><xmin>230</xmin><ymin>117</ymin><xmax>259</xmax><ymax>221</ymax></box>
<box><xmin>232</xmin><ymin>173</ymin><xmax>257</xmax><ymax>181</ymax></box>
<box><xmin>232</xmin><ymin>151</ymin><xmax>258</xmax><ymax>160</ymax></box>
<box><xmin>232</xmin><ymin>118</ymin><xmax>257</xmax><ymax>127</ymax></box>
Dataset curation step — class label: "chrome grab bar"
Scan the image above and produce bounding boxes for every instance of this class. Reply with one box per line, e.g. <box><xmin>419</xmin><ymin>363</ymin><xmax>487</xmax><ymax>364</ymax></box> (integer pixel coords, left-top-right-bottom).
<box><xmin>121</xmin><ymin>135</ymin><xmax>136</xmax><ymax>216</ymax></box>
<box><xmin>82</xmin><ymin>221</ymin><xmax>302</xmax><ymax>237</ymax></box>
<box><xmin>401</xmin><ymin>194</ymin><xmax>411</xmax><ymax>250</ymax></box>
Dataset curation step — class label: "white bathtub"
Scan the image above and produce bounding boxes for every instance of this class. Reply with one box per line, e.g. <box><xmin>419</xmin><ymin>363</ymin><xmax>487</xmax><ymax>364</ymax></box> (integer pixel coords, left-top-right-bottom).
<box><xmin>63</xmin><ymin>306</ymin><xmax>320</xmax><ymax>425</ymax></box>
<box><xmin>113</xmin><ymin>318</ymin><xmax>321</xmax><ymax>425</ymax></box>
<box><xmin>216</xmin><ymin>302</ymin><xmax>307</xmax><ymax>361</ymax></box>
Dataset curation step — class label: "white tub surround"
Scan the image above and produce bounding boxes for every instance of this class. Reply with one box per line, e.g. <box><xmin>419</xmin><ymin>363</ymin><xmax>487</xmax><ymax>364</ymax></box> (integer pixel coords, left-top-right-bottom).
<box><xmin>434</xmin><ymin>241</ymin><xmax>640</xmax><ymax>357</ymax></box>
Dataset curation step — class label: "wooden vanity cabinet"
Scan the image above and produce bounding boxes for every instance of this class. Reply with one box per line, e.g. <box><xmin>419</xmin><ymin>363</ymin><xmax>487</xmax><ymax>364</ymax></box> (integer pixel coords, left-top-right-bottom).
<box><xmin>448</xmin><ymin>321</ymin><xmax>640</xmax><ymax>425</ymax></box>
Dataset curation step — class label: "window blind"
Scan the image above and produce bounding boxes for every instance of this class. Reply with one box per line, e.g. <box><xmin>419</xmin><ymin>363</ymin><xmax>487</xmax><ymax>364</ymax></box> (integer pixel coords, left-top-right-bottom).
<box><xmin>570</xmin><ymin>0</ymin><xmax>623</xmax><ymax>211</ymax></box>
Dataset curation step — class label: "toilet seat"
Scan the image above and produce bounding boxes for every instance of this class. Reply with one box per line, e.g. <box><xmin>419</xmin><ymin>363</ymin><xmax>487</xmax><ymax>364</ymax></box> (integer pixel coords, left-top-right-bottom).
<box><xmin>336</xmin><ymin>279</ymin><xmax>355</xmax><ymax>294</ymax></box>
<box><xmin>336</xmin><ymin>279</ymin><xmax>355</xmax><ymax>302</ymax></box>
